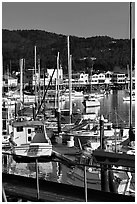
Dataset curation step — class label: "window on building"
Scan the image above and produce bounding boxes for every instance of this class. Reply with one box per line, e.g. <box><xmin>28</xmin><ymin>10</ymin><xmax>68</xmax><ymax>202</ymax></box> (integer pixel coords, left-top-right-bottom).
<box><xmin>17</xmin><ymin>126</ymin><xmax>23</xmax><ymax>132</ymax></box>
<box><xmin>28</xmin><ymin>129</ymin><xmax>31</xmax><ymax>134</ymax></box>
<box><xmin>28</xmin><ymin>136</ymin><xmax>31</xmax><ymax>142</ymax></box>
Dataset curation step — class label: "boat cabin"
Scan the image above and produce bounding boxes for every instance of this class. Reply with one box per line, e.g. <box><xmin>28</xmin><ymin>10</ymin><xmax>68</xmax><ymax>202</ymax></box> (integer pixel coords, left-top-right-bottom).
<box><xmin>11</xmin><ymin>120</ymin><xmax>50</xmax><ymax>146</ymax></box>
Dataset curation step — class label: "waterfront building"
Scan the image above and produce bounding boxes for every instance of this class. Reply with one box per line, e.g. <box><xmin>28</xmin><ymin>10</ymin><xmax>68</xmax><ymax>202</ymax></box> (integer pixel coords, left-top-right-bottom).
<box><xmin>31</xmin><ymin>68</ymin><xmax>63</xmax><ymax>87</ymax></box>
<box><xmin>105</xmin><ymin>71</ymin><xmax>113</xmax><ymax>85</ymax></box>
<box><xmin>47</xmin><ymin>68</ymin><xmax>63</xmax><ymax>84</ymax></box>
<box><xmin>98</xmin><ymin>73</ymin><xmax>106</xmax><ymax>84</ymax></box>
<box><xmin>125</xmin><ymin>69</ymin><xmax>135</xmax><ymax>89</ymax></box>
<box><xmin>91</xmin><ymin>74</ymin><xmax>98</xmax><ymax>84</ymax></box>
<box><xmin>112</xmin><ymin>72</ymin><xmax>126</xmax><ymax>85</ymax></box>
<box><xmin>78</xmin><ymin>72</ymin><xmax>88</xmax><ymax>84</ymax></box>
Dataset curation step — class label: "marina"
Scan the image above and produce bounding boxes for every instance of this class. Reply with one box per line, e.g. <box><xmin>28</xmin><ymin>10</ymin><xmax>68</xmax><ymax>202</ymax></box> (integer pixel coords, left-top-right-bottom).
<box><xmin>2</xmin><ymin>2</ymin><xmax>135</xmax><ymax>202</ymax></box>
<box><xmin>2</xmin><ymin>89</ymin><xmax>135</xmax><ymax>201</ymax></box>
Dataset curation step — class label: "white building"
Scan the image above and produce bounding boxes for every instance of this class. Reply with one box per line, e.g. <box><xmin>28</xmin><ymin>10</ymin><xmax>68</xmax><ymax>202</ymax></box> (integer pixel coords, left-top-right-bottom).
<box><xmin>78</xmin><ymin>73</ymin><xmax>88</xmax><ymax>84</ymax></box>
<box><xmin>47</xmin><ymin>68</ymin><xmax>63</xmax><ymax>82</ymax></box>
<box><xmin>32</xmin><ymin>68</ymin><xmax>63</xmax><ymax>86</ymax></box>
<box><xmin>98</xmin><ymin>73</ymin><xmax>105</xmax><ymax>84</ymax></box>
<box><xmin>91</xmin><ymin>74</ymin><xmax>98</xmax><ymax>84</ymax></box>
<box><xmin>105</xmin><ymin>71</ymin><xmax>113</xmax><ymax>84</ymax></box>
<box><xmin>112</xmin><ymin>73</ymin><xmax>126</xmax><ymax>84</ymax></box>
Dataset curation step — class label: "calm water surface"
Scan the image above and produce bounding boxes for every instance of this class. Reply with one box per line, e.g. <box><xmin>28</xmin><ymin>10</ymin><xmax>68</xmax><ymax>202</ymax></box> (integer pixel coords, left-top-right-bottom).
<box><xmin>64</xmin><ymin>90</ymin><xmax>135</xmax><ymax>127</ymax></box>
<box><xmin>3</xmin><ymin>90</ymin><xmax>135</xmax><ymax>187</ymax></box>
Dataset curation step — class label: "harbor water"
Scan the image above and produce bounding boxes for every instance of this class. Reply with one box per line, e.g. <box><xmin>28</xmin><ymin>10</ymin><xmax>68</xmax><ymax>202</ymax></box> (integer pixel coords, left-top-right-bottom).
<box><xmin>3</xmin><ymin>90</ymin><xmax>135</xmax><ymax>189</ymax></box>
<box><xmin>64</xmin><ymin>90</ymin><xmax>135</xmax><ymax>127</ymax></box>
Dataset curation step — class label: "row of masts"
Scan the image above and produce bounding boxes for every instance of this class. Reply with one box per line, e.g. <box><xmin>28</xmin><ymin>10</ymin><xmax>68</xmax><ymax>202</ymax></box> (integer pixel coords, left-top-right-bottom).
<box><xmin>19</xmin><ymin>36</ymin><xmax>73</xmax><ymax>124</ymax></box>
<box><xmin>8</xmin><ymin>2</ymin><xmax>134</xmax><ymax>129</ymax></box>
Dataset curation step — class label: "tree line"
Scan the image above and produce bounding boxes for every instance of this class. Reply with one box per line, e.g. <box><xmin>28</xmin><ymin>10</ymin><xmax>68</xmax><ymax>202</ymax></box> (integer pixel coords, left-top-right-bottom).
<box><xmin>2</xmin><ymin>29</ymin><xmax>135</xmax><ymax>74</ymax></box>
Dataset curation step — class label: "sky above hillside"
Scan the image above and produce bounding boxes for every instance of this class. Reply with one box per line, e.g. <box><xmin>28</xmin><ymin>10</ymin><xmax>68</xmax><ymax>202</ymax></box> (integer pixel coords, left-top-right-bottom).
<box><xmin>2</xmin><ymin>1</ymin><xmax>135</xmax><ymax>39</ymax></box>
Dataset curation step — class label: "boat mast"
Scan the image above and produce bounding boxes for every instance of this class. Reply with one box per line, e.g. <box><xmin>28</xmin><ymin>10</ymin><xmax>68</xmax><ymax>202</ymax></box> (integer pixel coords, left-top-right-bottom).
<box><xmin>67</xmin><ymin>36</ymin><xmax>72</xmax><ymax>124</ymax></box>
<box><xmin>20</xmin><ymin>59</ymin><xmax>23</xmax><ymax>103</ymax></box>
<box><xmin>23</xmin><ymin>58</ymin><xmax>25</xmax><ymax>104</ymax></box>
<box><xmin>129</xmin><ymin>2</ymin><xmax>133</xmax><ymax>129</ymax></box>
<box><xmin>57</xmin><ymin>52</ymin><xmax>61</xmax><ymax>134</ymax></box>
<box><xmin>38</xmin><ymin>56</ymin><xmax>41</xmax><ymax>105</ymax></box>
<box><xmin>34</xmin><ymin>45</ymin><xmax>37</xmax><ymax>106</ymax></box>
<box><xmin>55</xmin><ymin>74</ymin><xmax>57</xmax><ymax>109</ymax></box>
<box><xmin>57</xmin><ymin>52</ymin><xmax>60</xmax><ymax>111</ymax></box>
<box><xmin>69</xmin><ymin>55</ymin><xmax>72</xmax><ymax>122</ymax></box>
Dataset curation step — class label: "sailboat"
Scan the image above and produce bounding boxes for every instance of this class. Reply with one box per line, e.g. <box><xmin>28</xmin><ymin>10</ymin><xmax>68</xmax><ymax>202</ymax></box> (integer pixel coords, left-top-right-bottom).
<box><xmin>8</xmin><ymin>47</ymin><xmax>53</xmax><ymax>160</ymax></box>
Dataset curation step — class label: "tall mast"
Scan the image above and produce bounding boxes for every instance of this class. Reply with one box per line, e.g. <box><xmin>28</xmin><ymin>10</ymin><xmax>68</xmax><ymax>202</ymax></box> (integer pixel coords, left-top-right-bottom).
<box><xmin>67</xmin><ymin>36</ymin><xmax>72</xmax><ymax>124</ymax></box>
<box><xmin>57</xmin><ymin>52</ymin><xmax>60</xmax><ymax>112</ymax></box>
<box><xmin>129</xmin><ymin>2</ymin><xmax>133</xmax><ymax>128</ymax></box>
<box><xmin>20</xmin><ymin>59</ymin><xmax>23</xmax><ymax>102</ymax></box>
<box><xmin>34</xmin><ymin>45</ymin><xmax>37</xmax><ymax>106</ymax></box>
<box><xmin>23</xmin><ymin>58</ymin><xmax>25</xmax><ymax>104</ymax></box>
<box><xmin>38</xmin><ymin>57</ymin><xmax>41</xmax><ymax>105</ymax></box>
<box><xmin>69</xmin><ymin>55</ymin><xmax>72</xmax><ymax>123</ymax></box>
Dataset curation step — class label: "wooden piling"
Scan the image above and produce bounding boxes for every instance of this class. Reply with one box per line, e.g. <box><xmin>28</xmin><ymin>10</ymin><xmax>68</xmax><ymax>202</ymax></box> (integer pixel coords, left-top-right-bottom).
<box><xmin>35</xmin><ymin>159</ymin><xmax>40</xmax><ymax>200</ymax></box>
<box><xmin>84</xmin><ymin>166</ymin><xmax>87</xmax><ymax>202</ymax></box>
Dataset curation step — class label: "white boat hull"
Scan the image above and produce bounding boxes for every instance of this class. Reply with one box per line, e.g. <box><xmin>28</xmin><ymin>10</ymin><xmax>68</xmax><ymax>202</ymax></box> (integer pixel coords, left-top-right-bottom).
<box><xmin>82</xmin><ymin>113</ymin><xmax>97</xmax><ymax>120</ymax></box>
<box><xmin>123</xmin><ymin>96</ymin><xmax>135</xmax><ymax>102</ymax></box>
<box><xmin>84</xmin><ymin>100</ymin><xmax>100</xmax><ymax>107</ymax></box>
<box><xmin>13</xmin><ymin>143</ymin><xmax>52</xmax><ymax>157</ymax></box>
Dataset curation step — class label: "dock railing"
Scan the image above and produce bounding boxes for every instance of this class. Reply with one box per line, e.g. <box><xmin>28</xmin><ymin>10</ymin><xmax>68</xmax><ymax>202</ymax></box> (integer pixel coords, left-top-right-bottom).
<box><xmin>2</xmin><ymin>151</ymin><xmax>135</xmax><ymax>202</ymax></box>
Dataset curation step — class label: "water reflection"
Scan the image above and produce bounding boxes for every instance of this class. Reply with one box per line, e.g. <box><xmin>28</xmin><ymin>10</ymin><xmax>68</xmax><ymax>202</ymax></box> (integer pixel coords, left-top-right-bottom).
<box><xmin>99</xmin><ymin>90</ymin><xmax>135</xmax><ymax>127</ymax></box>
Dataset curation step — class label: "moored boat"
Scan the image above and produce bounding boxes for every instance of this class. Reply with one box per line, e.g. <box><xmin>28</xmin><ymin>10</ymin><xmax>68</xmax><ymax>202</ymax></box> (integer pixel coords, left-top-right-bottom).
<box><xmin>83</xmin><ymin>94</ymin><xmax>100</xmax><ymax>108</ymax></box>
<box><xmin>62</xmin><ymin>89</ymin><xmax>84</xmax><ymax>101</ymax></box>
<box><xmin>123</xmin><ymin>90</ymin><xmax>135</xmax><ymax>102</ymax></box>
<box><xmin>9</xmin><ymin>120</ymin><xmax>52</xmax><ymax>157</ymax></box>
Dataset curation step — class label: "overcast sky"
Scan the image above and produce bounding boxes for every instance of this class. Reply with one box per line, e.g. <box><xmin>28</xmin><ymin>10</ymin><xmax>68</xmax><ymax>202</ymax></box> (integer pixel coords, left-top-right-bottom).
<box><xmin>2</xmin><ymin>1</ymin><xmax>135</xmax><ymax>39</ymax></box>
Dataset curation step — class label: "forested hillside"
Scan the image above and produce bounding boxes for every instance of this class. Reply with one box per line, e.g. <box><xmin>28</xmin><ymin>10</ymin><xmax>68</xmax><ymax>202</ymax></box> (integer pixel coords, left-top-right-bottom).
<box><xmin>2</xmin><ymin>29</ymin><xmax>135</xmax><ymax>74</ymax></box>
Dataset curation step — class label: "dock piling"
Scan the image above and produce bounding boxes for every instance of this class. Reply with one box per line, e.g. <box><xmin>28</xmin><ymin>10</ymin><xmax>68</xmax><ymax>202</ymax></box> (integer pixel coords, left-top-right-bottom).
<box><xmin>2</xmin><ymin>186</ymin><xmax>7</xmax><ymax>202</ymax></box>
<box><xmin>36</xmin><ymin>159</ymin><xmax>40</xmax><ymax>200</ymax></box>
<box><xmin>84</xmin><ymin>166</ymin><xmax>87</xmax><ymax>202</ymax></box>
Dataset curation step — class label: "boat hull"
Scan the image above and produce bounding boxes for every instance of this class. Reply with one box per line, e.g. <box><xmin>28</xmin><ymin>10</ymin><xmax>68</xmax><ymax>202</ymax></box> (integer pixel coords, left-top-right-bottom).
<box><xmin>83</xmin><ymin>100</ymin><xmax>100</xmax><ymax>108</ymax></box>
<box><xmin>123</xmin><ymin>96</ymin><xmax>135</xmax><ymax>102</ymax></box>
<box><xmin>13</xmin><ymin>144</ymin><xmax>52</xmax><ymax>157</ymax></box>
